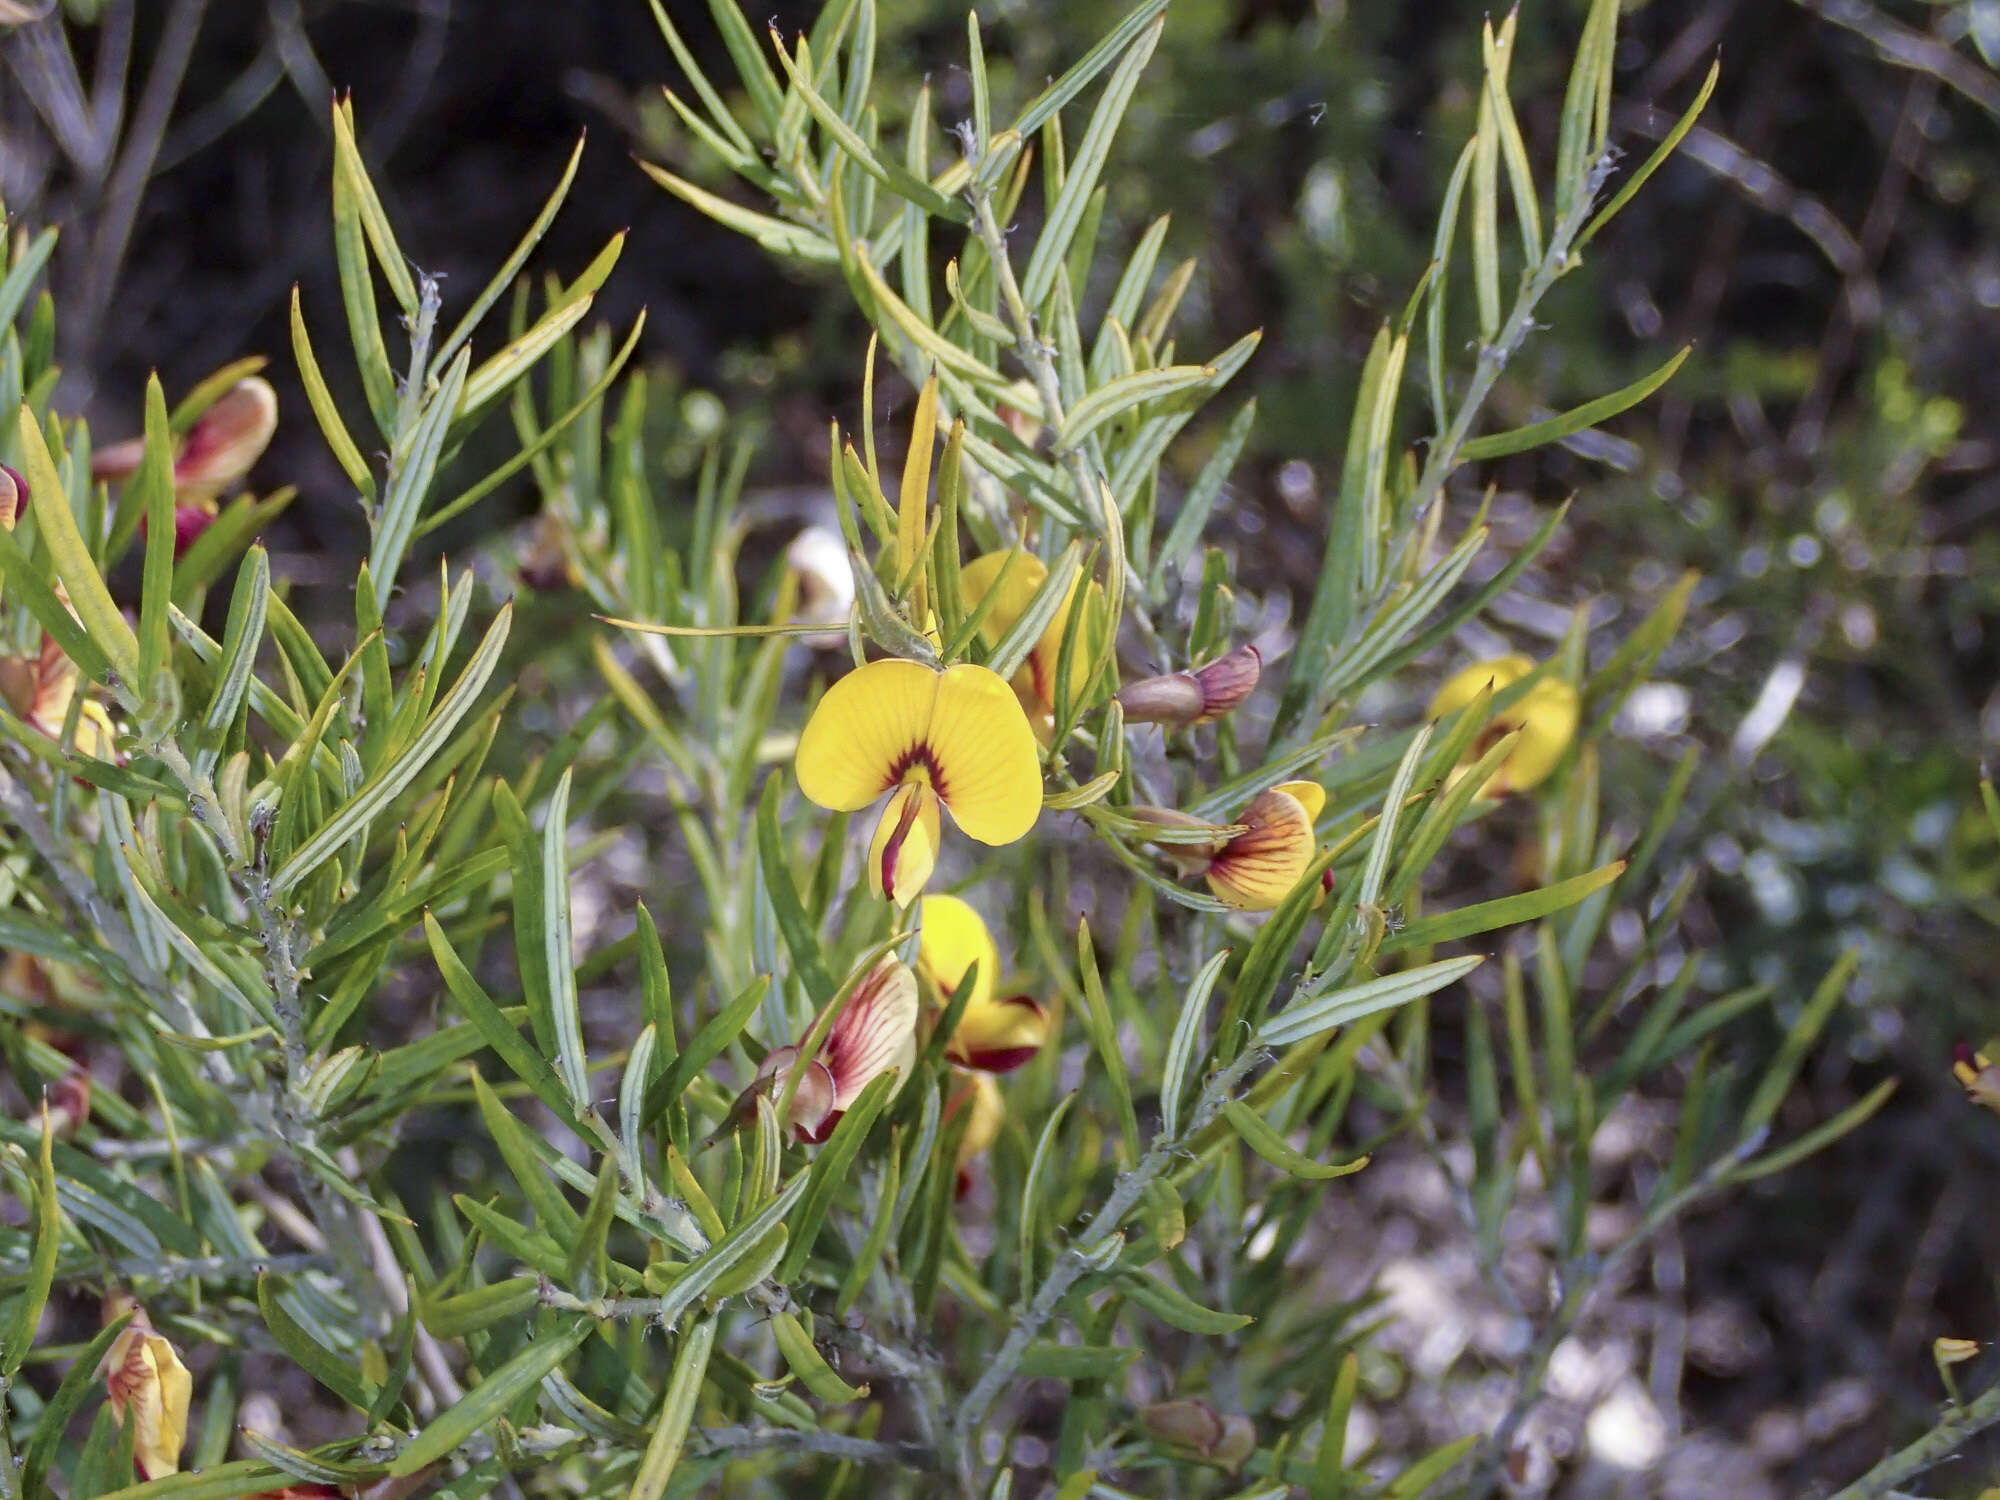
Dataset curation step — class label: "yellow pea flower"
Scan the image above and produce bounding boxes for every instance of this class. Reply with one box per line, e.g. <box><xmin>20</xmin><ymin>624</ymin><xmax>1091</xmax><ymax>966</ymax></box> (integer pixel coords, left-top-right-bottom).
<box><xmin>1428</xmin><ymin>654</ymin><xmax>1578</xmax><ymax>796</ymax></box>
<box><xmin>796</xmin><ymin>659</ymin><xmax>1043</xmax><ymax>906</ymax></box>
<box><xmin>100</xmin><ymin>1295</ymin><xmax>192</xmax><ymax>1480</ymax></box>
<box><xmin>94</xmin><ymin>376</ymin><xmax>277</xmax><ymax>557</ymax></box>
<box><xmin>1203</xmin><ymin>781</ymin><xmax>1326</xmax><ymax>911</ymax></box>
<box><xmin>754</xmin><ymin>958</ymin><xmax>921</xmax><ymax>1143</ymax></box>
<box><xmin>959</xmin><ymin>550</ymin><xmax>1107</xmax><ymax>736</ymax></box>
<box><xmin>915</xmin><ymin>894</ymin><xmax>1050</xmax><ymax>1072</ymax></box>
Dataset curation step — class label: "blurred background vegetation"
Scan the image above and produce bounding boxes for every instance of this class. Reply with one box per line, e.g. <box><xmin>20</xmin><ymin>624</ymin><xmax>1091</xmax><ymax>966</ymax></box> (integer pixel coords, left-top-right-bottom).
<box><xmin>9</xmin><ymin>0</ymin><xmax>2000</xmax><ymax>1492</ymax></box>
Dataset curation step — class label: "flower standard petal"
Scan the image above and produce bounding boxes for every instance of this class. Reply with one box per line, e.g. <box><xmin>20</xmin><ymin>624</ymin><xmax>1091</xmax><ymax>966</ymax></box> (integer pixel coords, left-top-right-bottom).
<box><xmin>796</xmin><ymin>657</ymin><xmax>947</xmax><ymax>812</ymax></box>
<box><xmin>102</xmin><ymin>1308</ymin><xmax>191</xmax><ymax>1480</ymax></box>
<box><xmin>173</xmin><ymin>377</ymin><xmax>278</xmax><ymax>498</ymax></box>
<box><xmin>820</xmin><ymin>958</ymin><xmax>920</xmax><ymax>1111</ymax></box>
<box><xmin>916</xmin><ymin>894</ymin><xmax>999</xmax><ymax>1014</ymax></box>
<box><xmin>924</xmin><ymin>663</ymin><xmax>1043</xmax><ymax>846</ymax></box>
<box><xmin>868</xmin><ymin>782</ymin><xmax>941</xmax><ymax>906</ymax></box>
<box><xmin>1205</xmin><ymin>786</ymin><xmax>1316</xmax><ymax>911</ymax></box>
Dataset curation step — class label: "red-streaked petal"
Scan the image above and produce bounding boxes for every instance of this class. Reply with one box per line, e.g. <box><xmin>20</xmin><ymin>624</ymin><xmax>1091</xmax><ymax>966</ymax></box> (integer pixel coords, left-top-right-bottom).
<box><xmin>1204</xmin><ymin>787</ymin><xmax>1315</xmax><ymax>911</ymax></box>
<box><xmin>174</xmin><ymin>377</ymin><xmax>277</xmax><ymax>493</ymax></box>
<box><xmin>822</xmin><ymin>958</ymin><xmax>919</xmax><ymax>1109</ymax></box>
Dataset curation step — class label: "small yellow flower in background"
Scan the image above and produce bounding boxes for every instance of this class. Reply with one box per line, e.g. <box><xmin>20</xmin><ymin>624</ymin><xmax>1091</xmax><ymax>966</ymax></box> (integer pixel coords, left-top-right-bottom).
<box><xmin>94</xmin><ymin>376</ymin><xmax>277</xmax><ymax>557</ymax></box>
<box><xmin>1203</xmin><ymin>781</ymin><xmax>1326</xmax><ymax>911</ymax></box>
<box><xmin>916</xmin><ymin>894</ymin><xmax>1050</xmax><ymax>1072</ymax></box>
<box><xmin>754</xmin><ymin>958</ymin><xmax>920</xmax><ymax>1142</ymax></box>
<box><xmin>1428</xmin><ymin>654</ymin><xmax>1578</xmax><ymax>797</ymax></box>
<box><xmin>1954</xmin><ymin>1044</ymin><xmax>2000</xmax><ymax>1112</ymax></box>
<box><xmin>946</xmin><ymin>1069</ymin><xmax>1005</xmax><ymax>1192</ymax></box>
<box><xmin>0</xmin><ymin>632</ymin><xmax>119</xmax><ymax>760</ymax></box>
<box><xmin>1118</xmin><ymin>642</ymin><xmax>1263</xmax><ymax>728</ymax></box>
<box><xmin>796</xmin><ymin>658</ymin><xmax>1043</xmax><ymax>905</ymax></box>
<box><xmin>959</xmin><ymin>549</ymin><xmax>1107</xmax><ymax>737</ymax></box>
<box><xmin>100</xmin><ymin>1293</ymin><xmax>192</xmax><ymax>1480</ymax></box>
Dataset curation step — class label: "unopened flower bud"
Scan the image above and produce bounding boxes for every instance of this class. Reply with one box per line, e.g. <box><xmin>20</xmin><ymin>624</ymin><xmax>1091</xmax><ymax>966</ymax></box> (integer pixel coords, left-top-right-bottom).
<box><xmin>1140</xmin><ymin>1399</ymin><xmax>1257</xmax><ymax>1467</ymax></box>
<box><xmin>1116</xmin><ymin>672</ymin><xmax>1205</xmax><ymax>726</ymax></box>
<box><xmin>43</xmin><ymin>1057</ymin><xmax>91</xmax><ymax>1140</ymax></box>
<box><xmin>1119</xmin><ymin>643</ymin><xmax>1263</xmax><ymax>727</ymax></box>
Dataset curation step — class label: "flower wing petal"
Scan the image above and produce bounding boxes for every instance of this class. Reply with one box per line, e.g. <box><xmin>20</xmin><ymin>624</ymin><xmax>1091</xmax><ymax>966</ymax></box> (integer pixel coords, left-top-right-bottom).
<box><xmin>926</xmin><ymin>663</ymin><xmax>1043</xmax><ymax>845</ymax></box>
<box><xmin>951</xmin><ymin>993</ymin><xmax>1049</xmax><ymax>1072</ymax></box>
<box><xmin>796</xmin><ymin>658</ymin><xmax>941</xmax><ymax>812</ymax></box>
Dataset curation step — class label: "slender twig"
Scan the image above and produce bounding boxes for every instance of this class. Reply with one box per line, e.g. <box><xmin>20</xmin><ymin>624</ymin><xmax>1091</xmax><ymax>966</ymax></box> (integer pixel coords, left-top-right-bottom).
<box><xmin>694</xmin><ymin>1425</ymin><xmax>938</xmax><ymax>1469</ymax></box>
<box><xmin>1460</xmin><ymin>1137</ymin><xmax>1759</xmax><ymax>1500</ymax></box>
<box><xmin>77</xmin><ymin>0</ymin><xmax>211</xmax><ymax>359</ymax></box>
<box><xmin>1825</xmin><ymin>1375</ymin><xmax>2000</xmax><ymax>1500</ymax></box>
<box><xmin>950</xmin><ymin>1043</ymin><xmax>1265</xmax><ymax>1488</ymax></box>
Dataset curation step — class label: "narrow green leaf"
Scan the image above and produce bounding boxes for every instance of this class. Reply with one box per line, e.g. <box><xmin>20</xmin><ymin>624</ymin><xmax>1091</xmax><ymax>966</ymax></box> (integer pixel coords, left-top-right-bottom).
<box><xmin>644</xmin><ymin>975</ymin><xmax>768</xmax><ymax>1130</ymax></box>
<box><xmin>332</xmin><ymin>100</ymin><xmax>419</xmax><ymax>315</ymax></box>
<box><xmin>16</xmin><ymin>410</ymin><xmax>139</xmax><ymax>686</ymax></box>
<box><xmin>389</xmin><ymin>1318</ymin><xmax>592</xmax><ymax>1475</ymax></box>
<box><xmin>1223</xmin><ymin>1100</ymin><xmax>1368</xmax><ymax>1181</ymax></box>
<box><xmin>542</xmin><ymin>768</ymin><xmax>589</xmax><ymax>1111</ymax></box>
<box><xmin>1729</xmin><ymin>1078</ymin><xmax>1898</xmax><ymax>1183</ymax></box>
<box><xmin>258</xmin><ymin>1273</ymin><xmax>380</xmax><ymax>1410</ymax></box>
<box><xmin>1161</xmin><ymin>948</ymin><xmax>1230</xmax><ymax>1141</ymax></box>
<box><xmin>1740</xmin><ymin>951</ymin><xmax>1858</xmax><ymax>1142</ymax></box>
<box><xmin>271</xmin><ymin>601</ymin><xmax>510</xmax><ymax>895</ymax></box>
<box><xmin>1382</xmin><ymin>862</ymin><xmax>1626</xmax><ymax>953</ymax></box>
<box><xmin>1020</xmin><ymin>17</ymin><xmax>1163</xmax><ymax>311</ymax></box>
<box><xmin>628</xmin><ymin>1313</ymin><xmax>717</xmax><ymax>1500</ymax></box>
<box><xmin>771</xmin><ymin>1311</ymin><xmax>869</xmax><ymax>1402</ymax></box>
<box><xmin>1461</xmin><ymin>346</ymin><xmax>1691</xmax><ymax>462</ymax></box>
<box><xmin>369</xmin><ymin>347</ymin><xmax>470</xmax><ymax>595</ymax></box>
<box><xmin>134</xmin><ymin>375</ymin><xmax>176</xmax><ymax>687</ymax></box>
<box><xmin>1260</xmin><ymin>957</ymin><xmax>1484</xmax><ymax>1050</ymax></box>
<box><xmin>290</xmin><ymin>287</ymin><xmax>376</xmax><ymax>499</ymax></box>
<box><xmin>1578</xmin><ymin>60</ymin><xmax>1719</xmax><ymax>251</ymax></box>
<box><xmin>1119</xmin><ymin>1270</ymin><xmax>1252</xmax><ymax>1333</ymax></box>
<box><xmin>3</xmin><ymin>1109</ymin><xmax>60</xmax><ymax>1376</ymax></box>
<box><xmin>424</xmin><ymin>912</ymin><xmax>573</xmax><ymax>1121</ymax></box>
